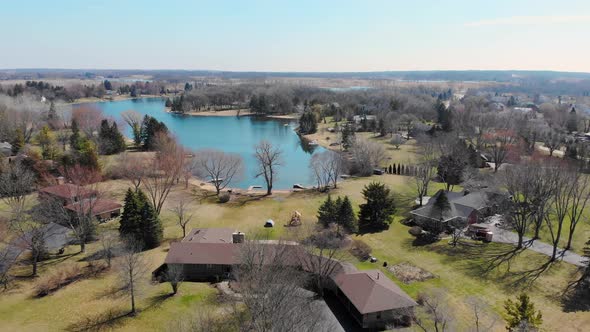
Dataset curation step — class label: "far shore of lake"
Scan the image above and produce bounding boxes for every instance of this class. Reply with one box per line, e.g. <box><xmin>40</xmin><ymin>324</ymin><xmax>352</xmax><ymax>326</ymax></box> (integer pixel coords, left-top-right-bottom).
<box><xmin>166</xmin><ymin>108</ymin><xmax>300</xmax><ymax>120</ymax></box>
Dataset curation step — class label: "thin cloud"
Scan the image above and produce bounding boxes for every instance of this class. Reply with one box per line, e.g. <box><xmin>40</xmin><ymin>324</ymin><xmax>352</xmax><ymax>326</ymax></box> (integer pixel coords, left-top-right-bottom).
<box><xmin>465</xmin><ymin>15</ymin><xmax>590</xmax><ymax>27</ymax></box>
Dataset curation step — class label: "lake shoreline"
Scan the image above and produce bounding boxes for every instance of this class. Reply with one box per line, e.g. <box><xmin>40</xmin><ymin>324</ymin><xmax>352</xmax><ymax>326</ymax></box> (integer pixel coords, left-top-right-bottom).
<box><xmin>166</xmin><ymin>108</ymin><xmax>300</xmax><ymax>119</ymax></box>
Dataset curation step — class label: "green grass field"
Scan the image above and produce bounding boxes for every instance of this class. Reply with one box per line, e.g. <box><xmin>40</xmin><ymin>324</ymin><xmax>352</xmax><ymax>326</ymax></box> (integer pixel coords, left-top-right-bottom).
<box><xmin>0</xmin><ymin>140</ymin><xmax>589</xmax><ymax>331</ymax></box>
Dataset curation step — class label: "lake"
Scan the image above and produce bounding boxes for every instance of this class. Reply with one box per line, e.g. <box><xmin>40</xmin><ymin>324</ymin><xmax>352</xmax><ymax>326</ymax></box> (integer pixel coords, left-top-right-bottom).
<box><xmin>84</xmin><ymin>98</ymin><xmax>325</xmax><ymax>189</ymax></box>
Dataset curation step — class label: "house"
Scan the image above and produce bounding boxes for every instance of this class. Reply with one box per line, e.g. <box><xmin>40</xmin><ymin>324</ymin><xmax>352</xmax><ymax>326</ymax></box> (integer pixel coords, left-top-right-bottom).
<box><xmin>38</xmin><ymin>184</ymin><xmax>98</xmax><ymax>206</ymax></box>
<box><xmin>410</xmin><ymin>190</ymin><xmax>507</xmax><ymax>232</ymax></box>
<box><xmin>0</xmin><ymin>142</ymin><xmax>12</xmax><ymax>156</ymax></box>
<box><xmin>64</xmin><ymin>198</ymin><xmax>122</xmax><ymax>221</ymax></box>
<box><xmin>332</xmin><ymin>270</ymin><xmax>416</xmax><ymax>328</ymax></box>
<box><xmin>156</xmin><ymin>228</ymin><xmax>417</xmax><ymax>329</ymax></box>
<box><xmin>38</xmin><ymin>184</ymin><xmax>121</xmax><ymax>221</ymax></box>
<box><xmin>352</xmin><ymin>115</ymin><xmax>376</xmax><ymax>124</ymax></box>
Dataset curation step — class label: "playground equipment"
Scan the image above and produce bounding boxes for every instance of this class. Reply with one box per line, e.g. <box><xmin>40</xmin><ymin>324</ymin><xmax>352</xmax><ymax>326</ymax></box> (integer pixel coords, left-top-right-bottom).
<box><xmin>288</xmin><ymin>210</ymin><xmax>302</xmax><ymax>226</ymax></box>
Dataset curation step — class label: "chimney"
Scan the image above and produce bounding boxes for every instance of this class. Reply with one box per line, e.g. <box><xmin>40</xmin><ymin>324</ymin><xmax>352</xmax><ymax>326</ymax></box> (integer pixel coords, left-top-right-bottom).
<box><xmin>232</xmin><ymin>231</ymin><xmax>245</xmax><ymax>244</ymax></box>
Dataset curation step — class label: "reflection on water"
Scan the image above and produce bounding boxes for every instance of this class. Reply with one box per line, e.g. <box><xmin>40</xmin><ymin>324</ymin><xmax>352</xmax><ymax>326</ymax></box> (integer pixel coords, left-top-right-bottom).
<box><xmin>84</xmin><ymin>98</ymin><xmax>325</xmax><ymax>189</ymax></box>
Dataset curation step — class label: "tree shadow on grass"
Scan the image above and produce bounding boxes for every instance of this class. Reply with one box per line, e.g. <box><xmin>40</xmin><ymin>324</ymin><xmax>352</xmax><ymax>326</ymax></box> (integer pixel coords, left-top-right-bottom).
<box><xmin>145</xmin><ymin>292</ymin><xmax>174</xmax><ymax>310</ymax></box>
<box><xmin>424</xmin><ymin>241</ymin><xmax>556</xmax><ymax>291</ymax></box>
<box><xmin>66</xmin><ymin>307</ymin><xmax>130</xmax><ymax>332</ymax></box>
<box><xmin>562</xmin><ymin>270</ymin><xmax>590</xmax><ymax>312</ymax></box>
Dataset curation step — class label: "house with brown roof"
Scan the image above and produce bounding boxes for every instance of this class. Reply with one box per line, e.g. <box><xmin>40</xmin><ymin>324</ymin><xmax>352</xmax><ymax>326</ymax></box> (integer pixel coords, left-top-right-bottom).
<box><xmin>156</xmin><ymin>227</ymin><xmax>417</xmax><ymax>329</ymax></box>
<box><xmin>39</xmin><ymin>184</ymin><xmax>122</xmax><ymax>221</ymax></box>
<box><xmin>39</xmin><ymin>183</ymin><xmax>97</xmax><ymax>206</ymax></box>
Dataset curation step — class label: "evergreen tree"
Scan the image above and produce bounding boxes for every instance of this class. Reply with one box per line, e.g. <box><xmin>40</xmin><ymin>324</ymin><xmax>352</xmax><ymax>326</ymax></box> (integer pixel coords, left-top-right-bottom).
<box><xmin>433</xmin><ymin>190</ymin><xmax>451</xmax><ymax>219</ymax></box>
<box><xmin>11</xmin><ymin>128</ymin><xmax>25</xmax><ymax>155</ymax></box>
<box><xmin>298</xmin><ymin>111</ymin><xmax>317</xmax><ymax>134</ymax></box>
<box><xmin>317</xmin><ymin>195</ymin><xmax>337</xmax><ymax>227</ymax></box>
<box><xmin>567</xmin><ymin>107</ymin><xmax>578</xmax><ymax>133</ymax></box>
<box><xmin>119</xmin><ymin>189</ymin><xmax>163</xmax><ymax>249</ymax></box>
<box><xmin>103</xmin><ymin>80</ymin><xmax>112</xmax><ymax>91</ymax></box>
<box><xmin>341</xmin><ymin>123</ymin><xmax>356</xmax><ymax>150</ymax></box>
<box><xmin>165</xmin><ymin>98</ymin><xmax>172</xmax><ymax>107</ymax></box>
<box><xmin>337</xmin><ymin>196</ymin><xmax>357</xmax><ymax>233</ymax></box>
<box><xmin>503</xmin><ymin>294</ymin><xmax>543</xmax><ymax>331</ymax></box>
<box><xmin>388</xmin><ymin>165</ymin><xmax>393</xmax><ymax>174</ymax></box>
<box><xmin>139</xmin><ymin>194</ymin><xmax>163</xmax><ymax>249</ymax></box>
<box><xmin>70</xmin><ymin>119</ymin><xmax>82</xmax><ymax>151</ymax></box>
<box><xmin>37</xmin><ymin>125</ymin><xmax>57</xmax><ymax>160</ymax></box>
<box><xmin>358</xmin><ymin>182</ymin><xmax>396</xmax><ymax>231</ymax></box>
<box><xmin>141</xmin><ymin>115</ymin><xmax>168</xmax><ymax>150</ymax></box>
<box><xmin>98</xmin><ymin>119</ymin><xmax>126</xmax><ymax>155</ymax></box>
<box><xmin>119</xmin><ymin>188</ymin><xmax>142</xmax><ymax>239</ymax></box>
<box><xmin>130</xmin><ymin>85</ymin><xmax>138</xmax><ymax>98</ymax></box>
<box><xmin>48</xmin><ymin>101</ymin><xmax>57</xmax><ymax>120</ymax></box>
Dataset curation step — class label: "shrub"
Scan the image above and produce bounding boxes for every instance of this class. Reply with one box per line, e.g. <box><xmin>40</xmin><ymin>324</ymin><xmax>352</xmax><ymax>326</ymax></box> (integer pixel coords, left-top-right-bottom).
<box><xmin>33</xmin><ymin>263</ymin><xmax>83</xmax><ymax>297</ymax></box>
<box><xmin>349</xmin><ymin>239</ymin><xmax>372</xmax><ymax>261</ymax></box>
<box><xmin>219</xmin><ymin>193</ymin><xmax>231</xmax><ymax>203</ymax></box>
<box><xmin>409</xmin><ymin>226</ymin><xmax>423</xmax><ymax>237</ymax></box>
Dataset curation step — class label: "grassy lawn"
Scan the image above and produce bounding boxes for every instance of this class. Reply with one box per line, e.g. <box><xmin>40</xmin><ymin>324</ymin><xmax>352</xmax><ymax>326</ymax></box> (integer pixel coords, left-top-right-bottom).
<box><xmin>1</xmin><ymin>140</ymin><xmax>589</xmax><ymax>331</ymax></box>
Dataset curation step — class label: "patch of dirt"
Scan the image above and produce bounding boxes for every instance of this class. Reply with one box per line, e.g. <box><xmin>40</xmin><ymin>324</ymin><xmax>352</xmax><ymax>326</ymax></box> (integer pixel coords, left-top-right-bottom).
<box><xmin>388</xmin><ymin>262</ymin><xmax>436</xmax><ymax>284</ymax></box>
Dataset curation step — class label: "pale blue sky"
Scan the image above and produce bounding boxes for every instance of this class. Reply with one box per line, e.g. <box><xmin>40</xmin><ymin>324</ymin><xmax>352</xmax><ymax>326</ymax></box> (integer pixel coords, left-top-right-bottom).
<box><xmin>1</xmin><ymin>0</ymin><xmax>589</xmax><ymax>72</ymax></box>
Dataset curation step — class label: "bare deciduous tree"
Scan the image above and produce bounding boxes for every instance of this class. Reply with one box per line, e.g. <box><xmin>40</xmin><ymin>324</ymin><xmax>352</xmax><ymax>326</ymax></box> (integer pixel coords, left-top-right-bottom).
<box><xmin>253</xmin><ymin>141</ymin><xmax>283</xmax><ymax>195</ymax></box>
<box><xmin>99</xmin><ymin>232</ymin><xmax>119</xmax><ymax>269</ymax></box>
<box><xmin>466</xmin><ymin>296</ymin><xmax>498</xmax><ymax>332</ymax></box>
<box><xmin>0</xmin><ymin>161</ymin><xmax>35</xmax><ymax>212</ymax></box>
<box><xmin>413</xmin><ymin>289</ymin><xmax>454</xmax><ymax>332</ymax></box>
<box><xmin>117</xmin><ymin>239</ymin><xmax>148</xmax><ymax>316</ymax></box>
<box><xmin>117</xmin><ymin>152</ymin><xmax>150</xmax><ymax>192</ymax></box>
<box><xmin>564</xmin><ymin>171</ymin><xmax>590</xmax><ymax>251</ymax></box>
<box><xmin>142</xmin><ymin>134</ymin><xmax>184</xmax><ymax>215</ymax></box>
<box><xmin>309</xmin><ymin>151</ymin><xmax>344</xmax><ymax>191</ymax></box>
<box><xmin>170</xmin><ymin>199</ymin><xmax>194</xmax><ymax>238</ymax></box>
<box><xmin>193</xmin><ymin>149</ymin><xmax>244</xmax><ymax>195</ymax></box>
<box><xmin>164</xmin><ymin>264</ymin><xmax>184</xmax><ymax>295</ymax></box>
<box><xmin>233</xmin><ymin>240</ymin><xmax>334</xmax><ymax>332</ymax></box>
<box><xmin>121</xmin><ymin>110</ymin><xmax>143</xmax><ymax>147</ymax></box>
<box><xmin>350</xmin><ymin>137</ymin><xmax>386</xmax><ymax>176</ymax></box>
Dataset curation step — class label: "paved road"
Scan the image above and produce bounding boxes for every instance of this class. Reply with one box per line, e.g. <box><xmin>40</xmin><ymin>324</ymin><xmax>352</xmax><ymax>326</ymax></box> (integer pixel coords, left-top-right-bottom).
<box><xmin>484</xmin><ymin>221</ymin><xmax>585</xmax><ymax>267</ymax></box>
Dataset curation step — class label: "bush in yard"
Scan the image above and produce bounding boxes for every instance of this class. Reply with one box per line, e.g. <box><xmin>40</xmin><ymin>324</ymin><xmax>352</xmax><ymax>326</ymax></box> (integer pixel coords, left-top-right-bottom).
<box><xmin>219</xmin><ymin>193</ymin><xmax>231</xmax><ymax>203</ymax></box>
<box><xmin>409</xmin><ymin>226</ymin><xmax>423</xmax><ymax>237</ymax></box>
<box><xmin>33</xmin><ymin>263</ymin><xmax>83</xmax><ymax>297</ymax></box>
<box><xmin>349</xmin><ymin>239</ymin><xmax>372</xmax><ymax>261</ymax></box>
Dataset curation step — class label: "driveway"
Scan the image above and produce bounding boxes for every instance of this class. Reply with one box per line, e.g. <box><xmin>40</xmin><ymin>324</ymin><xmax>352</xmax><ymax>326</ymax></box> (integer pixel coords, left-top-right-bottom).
<box><xmin>482</xmin><ymin>216</ymin><xmax>585</xmax><ymax>267</ymax></box>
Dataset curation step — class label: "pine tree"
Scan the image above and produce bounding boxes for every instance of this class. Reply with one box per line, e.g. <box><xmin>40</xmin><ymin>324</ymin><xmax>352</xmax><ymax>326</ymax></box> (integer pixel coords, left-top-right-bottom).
<box><xmin>433</xmin><ymin>190</ymin><xmax>451</xmax><ymax>219</ymax></box>
<box><xmin>120</xmin><ymin>188</ymin><xmax>142</xmax><ymax>239</ymax></box>
<box><xmin>388</xmin><ymin>165</ymin><xmax>393</xmax><ymax>174</ymax></box>
<box><xmin>119</xmin><ymin>189</ymin><xmax>163</xmax><ymax>249</ymax></box>
<box><xmin>11</xmin><ymin>128</ymin><xmax>25</xmax><ymax>155</ymax></box>
<box><xmin>70</xmin><ymin>119</ymin><xmax>82</xmax><ymax>151</ymax></box>
<box><xmin>358</xmin><ymin>182</ymin><xmax>396</xmax><ymax>231</ymax></box>
<box><xmin>48</xmin><ymin>101</ymin><xmax>57</xmax><ymax>120</ymax></box>
<box><xmin>317</xmin><ymin>195</ymin><xmax>337</xmax><ymax>227</ymax></box>
<box><xmin>337</xmin><ymin>196</ymin><xmax>357</xmax><ymax>233</ymax></box>
<box><xmin>139</xmin><ymin>195</ymin><xmax>163</xmax><ymax>249</ymax></box>
<box><xmin>503</xmin><ymin>294</ymin><xmax>543</xmax><ymax>331</ymax></box>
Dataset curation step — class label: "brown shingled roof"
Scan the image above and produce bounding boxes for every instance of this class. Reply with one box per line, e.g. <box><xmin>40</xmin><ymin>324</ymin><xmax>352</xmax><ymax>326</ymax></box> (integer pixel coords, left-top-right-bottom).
<box><xmin>182</xmin><ymin>228</ymin><xmax>235</xmax><ymax>243</ymax></box>
<box><xmin>39</xmin><ymin>184</ymin><xmax>97</xmax><ymax>200</ymax></box>
<box><xmin>65</xmin><ymin>199</ymin><xmax>122</xmax><ymax>215</ymax></box>
<box><xmin>333</xmin><ymin>270</ymin><xmax>417</xmax><ymax>314</ymax></box>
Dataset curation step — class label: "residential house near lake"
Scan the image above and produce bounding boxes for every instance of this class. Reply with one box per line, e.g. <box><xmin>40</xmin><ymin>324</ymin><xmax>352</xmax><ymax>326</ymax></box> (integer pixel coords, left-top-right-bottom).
<box><xmin>411</xmin><ymin>189</ymin><xmax>507</xmax><ymax>232</ymax></box>
<box><xmin>156</xmin><ymin>227</ymin><xmax>417</xmax><ymax>329</ymax></box>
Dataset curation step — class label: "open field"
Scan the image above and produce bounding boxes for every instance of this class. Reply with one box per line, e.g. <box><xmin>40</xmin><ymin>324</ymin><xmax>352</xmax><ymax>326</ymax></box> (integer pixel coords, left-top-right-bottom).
<box><xmin>1</xmin><ymin>136</ymin><xmax>589</xmax><ymax>331</ymax></box>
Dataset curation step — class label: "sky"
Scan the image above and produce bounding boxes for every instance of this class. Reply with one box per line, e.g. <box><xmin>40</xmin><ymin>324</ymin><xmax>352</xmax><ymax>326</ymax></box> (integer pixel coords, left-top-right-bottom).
<box><xmin>1</xmin><ymin>0</ymin><xmax>590</xmax><ymax>72</ymax></box>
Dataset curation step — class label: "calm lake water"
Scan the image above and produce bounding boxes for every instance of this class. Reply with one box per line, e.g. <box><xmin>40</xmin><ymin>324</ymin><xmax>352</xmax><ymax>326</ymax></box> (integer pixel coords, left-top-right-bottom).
<box><xmin>85</xmin><ymin>98</ymin><xmax>324</xmax><ymax>189</ymax></box>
